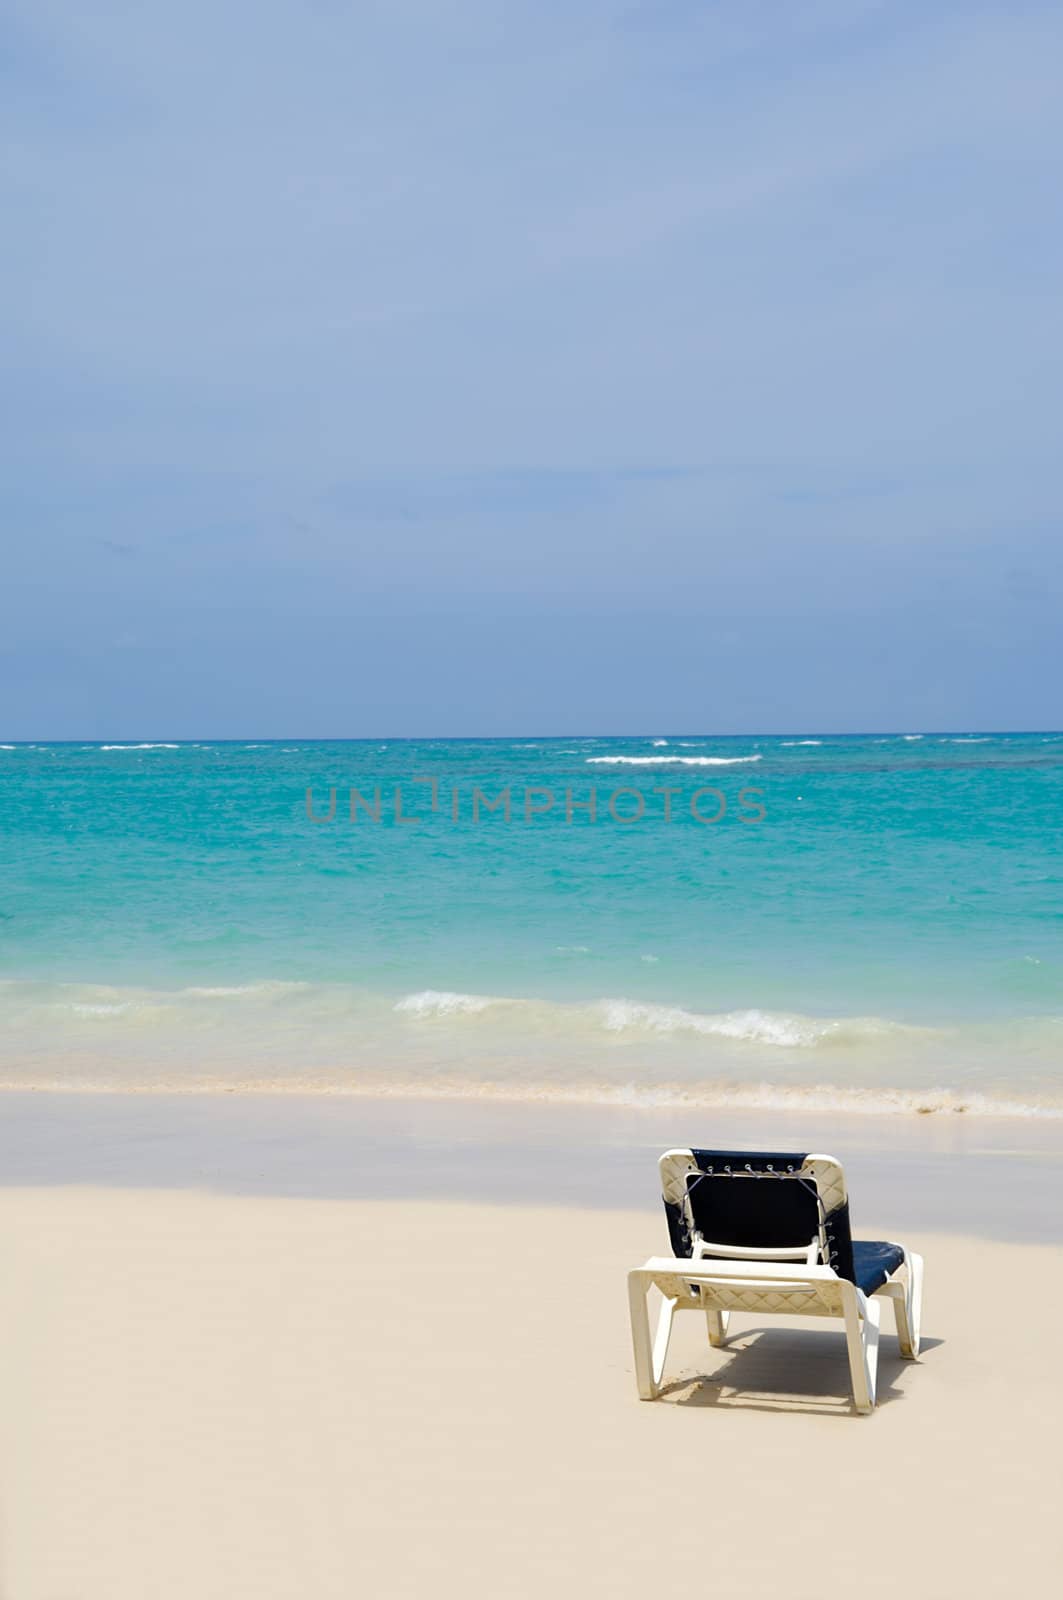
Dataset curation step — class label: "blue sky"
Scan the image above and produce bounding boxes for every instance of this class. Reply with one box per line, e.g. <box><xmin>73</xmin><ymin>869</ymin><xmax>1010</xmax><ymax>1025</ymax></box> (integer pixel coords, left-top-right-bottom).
<box><xmin>3</xmin><ymin>0</ymin><xmax>1062</xmax><ymax>735</ymax></box>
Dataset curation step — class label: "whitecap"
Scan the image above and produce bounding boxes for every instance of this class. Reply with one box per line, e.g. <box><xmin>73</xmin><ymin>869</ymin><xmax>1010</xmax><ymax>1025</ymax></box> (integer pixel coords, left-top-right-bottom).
<box><xmin>586</xmin><ymin>754</ymin><xmax>761</xmax><ymax>767</ymax></box>
<box><xmin>99</xmin><ymin>743</ymin><xmax>180</xmax><ymax>750</ymax></box>
<box><xmin>781</xmin><ymin>740</ymin><xmax>822</xmax><ymax>746</ymax></box>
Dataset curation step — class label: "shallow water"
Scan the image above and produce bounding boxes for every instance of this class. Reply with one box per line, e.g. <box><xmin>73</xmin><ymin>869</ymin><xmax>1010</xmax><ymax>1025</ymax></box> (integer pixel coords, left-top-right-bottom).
<box><xmin>1</xmin><ymin>733</ymin><xmax>1061</xmax><ymax>1113</ymax></box>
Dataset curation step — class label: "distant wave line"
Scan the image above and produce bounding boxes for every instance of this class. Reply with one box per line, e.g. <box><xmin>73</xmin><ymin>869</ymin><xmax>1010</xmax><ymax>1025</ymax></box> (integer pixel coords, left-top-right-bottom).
<box><xmin>586</xmin><ymin>754</ymin><xmax>762</xmax><ymax>767</ymax></box>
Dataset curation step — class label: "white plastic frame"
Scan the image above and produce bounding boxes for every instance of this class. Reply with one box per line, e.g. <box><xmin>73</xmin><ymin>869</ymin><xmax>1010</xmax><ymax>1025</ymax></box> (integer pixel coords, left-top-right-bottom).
<box><xmin>628</xmin><ymin>1150</ymin><xmax>924</xmax><ymax>1415</ymax></box>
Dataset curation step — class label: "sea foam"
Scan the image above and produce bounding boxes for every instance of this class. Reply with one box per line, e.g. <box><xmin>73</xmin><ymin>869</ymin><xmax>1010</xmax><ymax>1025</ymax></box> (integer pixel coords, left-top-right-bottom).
<box><xmin>0</xmin><ymin>1070</ymin><xmax>1056</xmax><ymax>1120</ymax></box>
<box><xmin>394</xmin><ymin>989</ymin><xmax>497</xmax><ymax>1017</ymax></box>
<box><xmin>596</xmin><ymin>999</ymin><xmax>908</xmax><ymax>1047</ymax></box>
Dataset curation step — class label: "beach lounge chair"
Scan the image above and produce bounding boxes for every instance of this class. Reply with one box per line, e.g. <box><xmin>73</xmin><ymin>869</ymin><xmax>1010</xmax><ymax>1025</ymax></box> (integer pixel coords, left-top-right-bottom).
<box><xmin>627</xmin><ymin>1148</ymin><xmax>924</xmax><ymax>1414</ymax></box>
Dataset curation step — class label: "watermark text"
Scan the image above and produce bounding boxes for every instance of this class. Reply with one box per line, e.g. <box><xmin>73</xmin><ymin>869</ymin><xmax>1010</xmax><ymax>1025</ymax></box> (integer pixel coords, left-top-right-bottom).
<box><xmin>305</xmin><ymin>781</ymin><xmax>766</xmax><ymax>826</ymax></box>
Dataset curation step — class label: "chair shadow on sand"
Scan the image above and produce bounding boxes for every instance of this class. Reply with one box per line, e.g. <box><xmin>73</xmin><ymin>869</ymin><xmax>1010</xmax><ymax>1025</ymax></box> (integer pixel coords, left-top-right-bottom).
<box><xmin>657</xmin><ymin>1327</ymin><xmax>945</xmax><ymax>1417</ymax></box>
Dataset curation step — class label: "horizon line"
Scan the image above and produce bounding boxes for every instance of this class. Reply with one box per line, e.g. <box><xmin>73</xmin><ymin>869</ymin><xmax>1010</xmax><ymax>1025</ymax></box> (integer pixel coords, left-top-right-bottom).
<box><xmin>2</xmin><ymin>730</ymin><xmax>1062</xmax><ymax>745</ymax></box>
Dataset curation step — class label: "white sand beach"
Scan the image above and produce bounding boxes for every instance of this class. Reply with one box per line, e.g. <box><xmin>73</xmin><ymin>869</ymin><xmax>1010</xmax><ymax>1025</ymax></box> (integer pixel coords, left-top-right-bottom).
<box><xmin>1</xmin><ymin>1155</ymin><xmax>1061</xmax><ymax>1597</ymax></box>
<box><xmin>9</xmin><ymin>0</ymin><xmax>1063</xmax><ymax>1592</ymax></box>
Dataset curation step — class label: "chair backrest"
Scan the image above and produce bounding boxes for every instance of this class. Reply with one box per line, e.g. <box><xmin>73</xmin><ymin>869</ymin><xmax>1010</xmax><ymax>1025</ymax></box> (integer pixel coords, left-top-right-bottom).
<box><xmin>659</xmin><ymin>1148</ymin><xmax>856</xmax><ymax>1283</ymax></box>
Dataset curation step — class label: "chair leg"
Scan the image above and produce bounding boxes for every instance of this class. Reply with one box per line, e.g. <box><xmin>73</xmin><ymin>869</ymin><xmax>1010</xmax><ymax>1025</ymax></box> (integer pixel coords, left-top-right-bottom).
<box><xmin>652</xmin><ymin>1295</ymin><xmax>677</xmax><ymax>1389</ymax></box>
<box><xmin>627</xmin><ymin>1275</ymin><xmax>678</xmax><ymax>1399</ymax></box>
<box><xmin>894</xmin><ymin>1252</ymin><xmax>923</xmax><ymax>1359</ymax></box>
<box><xmin>627</xmin><ymin>1272</ymin><xmax>657</xmax><ymax>1399</ymax></box>
<box><xmin>842</xmin><ymin>1287</ymin><xmax>880</xmax><ymax>1414</ymax></box>
<box><xmin>706</xmin><ymin>1308</ymin><xmax>731</xmax><ymax>1348</ymax></box>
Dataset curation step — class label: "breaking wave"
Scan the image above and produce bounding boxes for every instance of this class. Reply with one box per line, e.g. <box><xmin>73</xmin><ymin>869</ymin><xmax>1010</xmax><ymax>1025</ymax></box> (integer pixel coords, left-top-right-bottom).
<box><xmin>594</xmin><ymin>999</ymin><xmax>913</xmax><ymax>1047</ymax></box>
<box><xmin>2</xmin><ymin>979</ymin><xmax>1062</xmax><ymax>1120</ymax></box>
<box><xmin>390</xmin><ymin>991</ymin><xmax>928</xmax><ymax>1049</ymax></box>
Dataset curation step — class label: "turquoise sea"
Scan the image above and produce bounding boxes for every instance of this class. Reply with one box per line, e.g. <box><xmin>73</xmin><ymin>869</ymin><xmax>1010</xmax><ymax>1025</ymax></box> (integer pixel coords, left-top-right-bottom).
<box><xmin>1</xmin><ymin>734</ymin><xmax>1061</xmax><ymax>1114</ymax></box>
